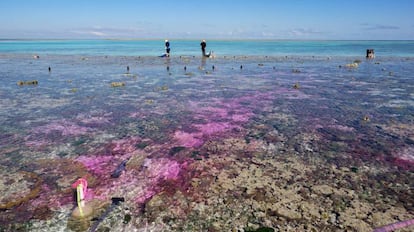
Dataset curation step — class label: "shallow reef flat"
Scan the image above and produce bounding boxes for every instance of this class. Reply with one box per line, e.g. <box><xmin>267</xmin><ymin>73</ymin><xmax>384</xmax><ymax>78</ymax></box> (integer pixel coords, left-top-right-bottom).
<box><xmin>0</xmin><ymin>54</ymin><xmax>413</xmax><ymax>231</ymax></box>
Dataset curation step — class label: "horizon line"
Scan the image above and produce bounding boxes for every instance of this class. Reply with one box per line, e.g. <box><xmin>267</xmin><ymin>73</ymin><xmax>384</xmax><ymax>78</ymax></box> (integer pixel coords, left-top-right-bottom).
<box><xmin>1</xmin><ymin>38</ymin><xmax>414</xmax><ymax>42</ymax></box>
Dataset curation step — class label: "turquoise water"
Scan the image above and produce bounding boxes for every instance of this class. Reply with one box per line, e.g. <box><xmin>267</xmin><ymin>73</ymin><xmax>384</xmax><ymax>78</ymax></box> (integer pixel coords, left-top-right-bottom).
<box><xmin>1</xmin><ymin>39</ymin><xmax>413</xmax><ymax>56</ymax></box>
<box><xmin>0</xmin><ymin>40</ymin><xmax>413</xmax><ymax>231</ymax></box>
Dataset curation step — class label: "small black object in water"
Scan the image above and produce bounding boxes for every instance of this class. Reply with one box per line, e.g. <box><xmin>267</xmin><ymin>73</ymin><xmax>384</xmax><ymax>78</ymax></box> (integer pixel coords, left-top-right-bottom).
<box><xmin>111</xmin><ymin>158</ymin><xmax>130</xmax><ymax>178</ymax></box>
<box><xmin>111</xmin><ymin>197</ymin><xmax>125</xmax><ymax>205</ymax></box>
<box><xmin>90</xmin><ymin>197</ymin><xmax>125</xmax><ymax>232</ymax></box>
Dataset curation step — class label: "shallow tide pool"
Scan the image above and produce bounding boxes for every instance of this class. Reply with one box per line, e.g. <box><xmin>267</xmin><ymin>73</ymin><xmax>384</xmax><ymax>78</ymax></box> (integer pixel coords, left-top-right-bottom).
<box><xmin>0</xmin><ymin>54</ymin><xmax>413</xmax><ymax>231</ymax></box>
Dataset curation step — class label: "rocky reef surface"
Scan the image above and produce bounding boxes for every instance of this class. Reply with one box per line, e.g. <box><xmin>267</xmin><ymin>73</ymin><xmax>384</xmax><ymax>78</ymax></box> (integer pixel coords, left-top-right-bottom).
<box><xmin>0</xmin><ymin>54</ymin><xmax>413</xmax><ymax>231</ymax></box>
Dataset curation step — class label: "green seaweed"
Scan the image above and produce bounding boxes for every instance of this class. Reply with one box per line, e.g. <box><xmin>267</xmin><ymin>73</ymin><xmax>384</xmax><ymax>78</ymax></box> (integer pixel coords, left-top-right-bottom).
<box><xmin>350</xmin><ymin>166</ymin><xmax>359</xmax><ymax>173</ymax></box>
<box><xmin>123</xmin><ymin>214</ymin><xmax>131</xmax><ymax>224</ymax></box>
<box><xmin>245</xmin><ymin>227</ymin><xmax>275</xmax><ymax>232</ymax></box>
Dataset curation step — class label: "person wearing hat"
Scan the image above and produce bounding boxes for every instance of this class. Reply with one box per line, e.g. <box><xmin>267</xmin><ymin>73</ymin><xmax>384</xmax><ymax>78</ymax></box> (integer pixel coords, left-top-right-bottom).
<box><xmin>200</xmin><ymin>39</ymin><xmax>207</xmax><ymax>56</ymax></box>
<box><xmin>165</xmin><ymin>39</ymin><xmax>170</xmax><ymax>57</ymax></box>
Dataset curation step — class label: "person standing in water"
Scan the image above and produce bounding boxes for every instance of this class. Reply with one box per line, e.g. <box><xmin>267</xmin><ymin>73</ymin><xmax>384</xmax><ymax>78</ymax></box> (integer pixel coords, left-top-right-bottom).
<box><xmin>200</xmin><ymin>39</ymin><xmax>207</xmax><ymax>57</ymax></box>
<box><xmin>165</xmin><ymin>39</ymin><xmax>170</xmax><ymax>57</ymax></box>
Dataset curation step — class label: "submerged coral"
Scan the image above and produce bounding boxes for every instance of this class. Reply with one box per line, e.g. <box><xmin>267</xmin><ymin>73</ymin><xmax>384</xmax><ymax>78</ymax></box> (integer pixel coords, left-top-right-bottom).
<box><xmin>17</xmin><ymin>80</ymin><xmax>38</xmax><ymax>86</ymax></box>
<box><xmin>0</xmin><ymin>170</ymin><xmax>42</xmax><ymax>209</ymax></box>
<box><xmin>173</xmin><ymin>131</ymin><xmax>203</xmax><ymax>148</ymax></box>
<box><xmin>30</xmin><ymin>120</ymin><xmax>92</xmax><ymax>137</ymax></box>
<box><xmin>111</xmin><ymin>82</ymin><xmax>125</xmax><ymax>87</ymax></box>
<box><xmin>1</xmin><ymin>54</ymin><xmax>413</xmax><ymax>231</ymax></box>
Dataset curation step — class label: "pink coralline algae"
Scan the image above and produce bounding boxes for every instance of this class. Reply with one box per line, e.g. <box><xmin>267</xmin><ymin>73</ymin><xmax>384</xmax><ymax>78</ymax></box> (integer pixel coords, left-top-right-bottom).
<box><xmin>144</xmin><ymin>158</ymin><xmax>181</xmax><ymax>180</ymax></box>
<box><xmin>393</xmin><ymin>147</ymin><xmax>414</xmax><ymax>170</ymax></box>
<box><xmin>174</xmin><ymin>94</ymin><xmax>269</xmax><ymax>148</ymax></box>
<box><xmin>29</xmin><ymin>183</ymin><xmax>74</xmax><ymax>210</ymax></box>
<box><xmin>396</xmin><ymin>147</ymin><xmax>414</xmax><ymax>162</ymax></box>
<box><xmin>25</xmin><ymin>120</ymin><xmax>93</xmax><ymax>148</ymax></box>
<box><xmin>131</xmin><ymin>158</ymin><xmax>183</xmax><ymax>204</ymax></box>
<box><xmin>173</xmin><ymin>131</ymin><xmax>204</xmax><ymax>148</ymax></box>
<box><xmin>231</xmin><ymin>113</ymin><xmax>253</xmax><ymax>123</ymax></box>
<box><xmin>173</xmin><ymin>122</ymin><xmax>237</xmax><ymax>148</ymax></box>
<box><xmin>194</xmin><ymin>101</ymin><xmax>253</xmax><ymax>123</ymax></box>
<box><xmin>194</xmin><ymin>106</ymin><xmax>229</xmax><ymax>119</ymax></box>
<box><xmin>76</xmin><ymin>155</ymin><xmax>114</xmax><ymax>177</ymax></box>
<box><xmin>74</xmin><ymin>148</ymin><xmax>184</xmax><ymax>206</ymax></box>
<box><xmin>110</xmin><ymin>136</ymin><xmax>142</xmax><ymax>155</ymax></box>
<box><xmin>173</xmin><ymin>121</ymin><xmax>239</xmax><ymax>148</ymax></box>
<box><xmin>195</xmin><ymin>122</ymin><xmax>234</xmax><ymax>136</ymax></box>
<box><xmin>134</xmin><ymin>190</ymin><xmax>157</xmax><ymax>204</ymax></box>
<box><xmin>192</xmin><ymin>92</ymin><xmax>277</xmax><ymax>124</ymax></box>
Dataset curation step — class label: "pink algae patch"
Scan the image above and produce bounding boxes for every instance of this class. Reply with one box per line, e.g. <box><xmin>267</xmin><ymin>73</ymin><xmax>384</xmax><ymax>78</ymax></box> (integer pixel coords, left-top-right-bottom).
<box><xmin>144</xmin><ymin>158</ymin><xmax>181</xmax><ymax>180</ymax></box>
<box><xmin>173</xmin><ymin>95</ymin><xmax>262</xmax><ymax>148</ymax></box>
<box><xmin>191</xmin><ymin>97</ymin><xmax>255</xmax><ymax>124</ymax></box>
<box><xmin>25</xmin><ymin>120</ymin><xmax>93</xmax><ymax>148</ymax></box>
<box><xmin>73</xmin><ymin>156</ymin><xmax>170</xmax><ymax>204</ymax></box>
<box><xmin>29</xmin><ymin>184</ymin><xmax>73</xmax><ymax>210</ymax></box>
<box><xmin>173</xmin><ymin>131</ymin><xmax>203</xmax><ymax>148</ymax></box>
<box><xmin>132</xmin><ymin>158</ymin><xmax>183</xmax><ymax>204</ymax></box>
<box><xmin>195</xmin><ymin>122</ymin><xmax>234</xmax><ymax>135</ymax></box>
<box><xmin>134</xmin><ymin>190</ymin><xmax>157</xmax><ymax>204</ymax></box>
<box><xmin>111</xmin><ymin>136</ymin><xmax>141</xmax><ymax>155</ymax></box>
<box><xmin>76</xmin><ymin>155</ymin><xmax>114</xmax><ymax>177</ymax></box>
<box><xmin>196</xmin><ymin>106</ymin><xmax>229</xmax><ymax>119</ymax></box>
<box><xmin>231</xmin><ymin>113</ymin><xmax>253</xmax><ymax>123</ymax></box>
<box><xmin>395</xmin><ymin>147</ymin><xmax>414</xmax><ymax>163</ymax></box>
<box><xmin>173</xmin><ymin>122</ymin><xmax>235</xmax><ymax>148</ymax></box>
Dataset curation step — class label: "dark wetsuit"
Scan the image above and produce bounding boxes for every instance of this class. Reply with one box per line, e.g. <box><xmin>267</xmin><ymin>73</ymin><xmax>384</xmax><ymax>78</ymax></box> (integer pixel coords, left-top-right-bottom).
<box><xmin>200</xmin><ymin>41</ymin><xmax>206</xmax><ymax>55</ymax></box>
<box><xmin>165</xmin><ymin>41</ymin><xmax>170</xmax><ymax>56</ymax></box>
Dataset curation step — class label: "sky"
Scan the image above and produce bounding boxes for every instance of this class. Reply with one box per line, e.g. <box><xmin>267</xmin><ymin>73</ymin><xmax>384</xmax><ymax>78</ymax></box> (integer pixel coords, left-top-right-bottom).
<box><xmin>0</xmin><ymin>0</ymin><xmax>413</xmax><ymax>40</ymax></box>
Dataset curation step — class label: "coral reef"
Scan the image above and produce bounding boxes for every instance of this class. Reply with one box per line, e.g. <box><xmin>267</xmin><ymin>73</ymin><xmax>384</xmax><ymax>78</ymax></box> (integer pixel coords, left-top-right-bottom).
<box><xmin>111</xmin><ymin>82</ymin><xmax>125</xmax><ymax>87</ymax></box>
<box><xmin>24</xmin><ymin>119</ymin><xmax>94</xmax><ymax>150</ymax></box>
<box><xmin>173</xmin><ymin>131</ymin><xmax>203</xmax><ymax>148</ymax></box>
<box><xmin>0</xmin><ymin>170</ymin><xmax>42</xmax><ymax>209</ymax></box>
<box><xmin>17</xmin><ymin>80</ymin><xmax>38</xmax><ymax>86</ymax></box>
<box><xmin>135</xmin><ymin>142</ymin><xmax>414</xmax><ymax>231</ymax></box>
<box><xmin>0</xmin><ymin>54</ymin><xmax>413</xmax><ymax>231</ymax></box>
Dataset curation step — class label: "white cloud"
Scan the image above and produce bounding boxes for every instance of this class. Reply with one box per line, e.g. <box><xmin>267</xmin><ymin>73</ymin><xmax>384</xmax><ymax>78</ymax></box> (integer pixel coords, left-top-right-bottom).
<box><xmin>289</xmin><ymin>28</ymin><xmax>324</xmax><ymax>37</ymax></box>
<box><xmin>90</xmin><ymin>31</ymin><xmax>106</xmax><ymax>36</ymax></box>
<box><xmin>261</xmin><ymin>31</ymin><xmax>275</xmax><ymax>37</ymax></box>
<box><xmin>361</xmin><ymin>24</ymin><xmax>400</xmax><ymax>31</ymax></box>
<box><xmin>70</xmin><ymin>26</ymin><xmax>147</xmax><ymax>38</ymax></box>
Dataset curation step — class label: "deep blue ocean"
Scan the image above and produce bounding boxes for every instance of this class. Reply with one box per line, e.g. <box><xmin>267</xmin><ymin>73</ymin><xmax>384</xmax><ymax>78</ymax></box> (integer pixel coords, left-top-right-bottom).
<box><xmin>1</xmin><ymin>39</ymin><xmax>413</xmax><ymax>57</ymax></box>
